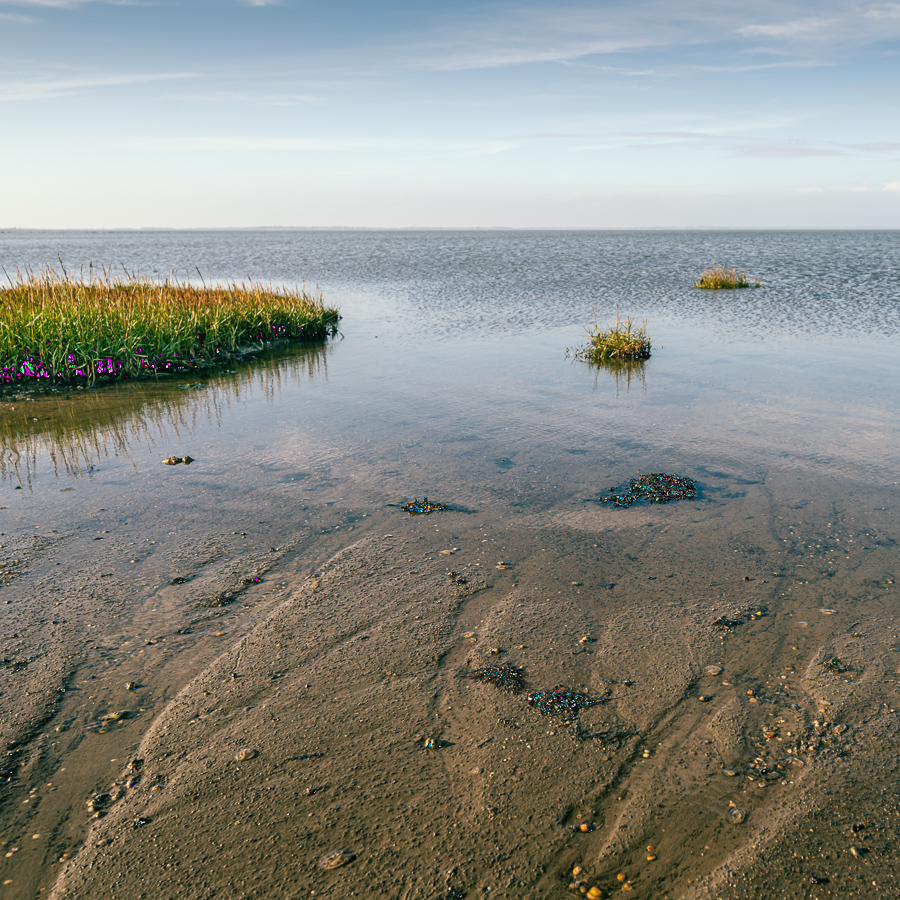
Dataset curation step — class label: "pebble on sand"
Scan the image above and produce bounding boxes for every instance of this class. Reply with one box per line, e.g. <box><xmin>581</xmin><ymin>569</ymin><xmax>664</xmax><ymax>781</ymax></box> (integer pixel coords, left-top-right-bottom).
<box><xmin>820</xmin><ymin>608</ymin><xmax>837</xmax><ymax>615</ymax></box>
<box><xmin>729</xmin><ymin>808</ymin><xmax>747</xmax><ymax>824</ymax></box>
<box><xmin>235</xmin><ymin>748</ymin><xmax>258</xmax><ymax>761</ymax></box>
<box><xmin>704</xmin><ymin>665</ymin><xmax>723</xmax><ymax>676</ymax></box>
<box><xmin>318</xmin><ymin>849</ymin><xmax>355</xmax><ymax>870</ymax></box>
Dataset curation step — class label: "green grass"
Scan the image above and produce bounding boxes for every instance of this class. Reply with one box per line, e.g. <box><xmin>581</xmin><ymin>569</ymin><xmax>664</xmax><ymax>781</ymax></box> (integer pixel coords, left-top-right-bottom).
<box><xmin>568</xmin><ymin>310</ymin><xmax>651</xmax><ymax>364</ymax></box>
<box><xmin>693</xmin><ymin>264</ymin><xmax>761</xmax><ymax>289</ymax></box>
<box><xmin>0</xmin><ymin>267</ymin><xmax>339</xmax><ymax>387</ymax></box>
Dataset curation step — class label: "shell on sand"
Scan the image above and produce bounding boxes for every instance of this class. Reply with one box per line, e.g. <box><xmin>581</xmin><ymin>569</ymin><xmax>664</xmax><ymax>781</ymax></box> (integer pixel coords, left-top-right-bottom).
<box><xmin>318</xmin><ymin>849</ymin><xmax>355</xmax><ymax>869</ymax></box>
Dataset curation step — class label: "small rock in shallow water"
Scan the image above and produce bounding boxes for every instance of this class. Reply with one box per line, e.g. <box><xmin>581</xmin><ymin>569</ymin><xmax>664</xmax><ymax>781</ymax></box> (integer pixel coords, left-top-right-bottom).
<box><xmin>318</xmin><ymin>849</ymin><xmax>355</xmax><ymax>870</ymax></box>
<box><xmin>181</xmin><ymin>456</ymin><xmax>194</xmax><ymax>465</ymax></box>
<box><xmin>162</xmin><ymin>457</ymin><xmax>181</xmax><ymax>466</ymax></box>
<box><xmin>235</xmin><ymin>748</ymin><xmax>258</xmax><ymax>761</ymax></box>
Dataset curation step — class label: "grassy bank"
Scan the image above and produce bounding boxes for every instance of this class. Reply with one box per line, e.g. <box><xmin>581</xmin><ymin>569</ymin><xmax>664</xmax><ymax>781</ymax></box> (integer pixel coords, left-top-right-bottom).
<box><xmin>0</xmin><ymin>268</ymin><xmax>340</xmax><ymax>386</ymax></box>
<box><xmin>568</xmin><ymin>310</ymin><xmax>651</xmax><ymax>364</ymax></box>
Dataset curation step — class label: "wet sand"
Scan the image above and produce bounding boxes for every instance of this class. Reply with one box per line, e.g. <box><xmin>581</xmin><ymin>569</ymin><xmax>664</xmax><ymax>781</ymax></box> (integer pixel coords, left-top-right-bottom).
<box><xmin>2</xmin><ymin>470</ymin><xmax>899</xmax><ymax>899</ymax></box>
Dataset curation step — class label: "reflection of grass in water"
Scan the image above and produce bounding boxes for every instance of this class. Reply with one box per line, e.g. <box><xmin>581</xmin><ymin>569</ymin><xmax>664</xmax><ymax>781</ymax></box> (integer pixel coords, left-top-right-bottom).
<box><xmin>581</xmin><ymin>356</ymin><xmax>647</xmax><ymax>396</ymax></box>
<box><xmin>0</xmin><ymin>343</ymin><xmax>328</xmax><ymax>486</ymax></box>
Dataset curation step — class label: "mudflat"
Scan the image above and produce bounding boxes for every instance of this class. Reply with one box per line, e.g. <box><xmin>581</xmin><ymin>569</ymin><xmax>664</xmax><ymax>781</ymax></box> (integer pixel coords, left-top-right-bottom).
<box><xmin>2</xmin><ymin>472</ymin><xmax>898</xmax><ymax>900</ymax></box>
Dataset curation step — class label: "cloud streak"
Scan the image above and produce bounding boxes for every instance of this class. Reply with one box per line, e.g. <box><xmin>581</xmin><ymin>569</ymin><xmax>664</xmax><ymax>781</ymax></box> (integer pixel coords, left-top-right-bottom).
<box><xmin>0</xmin><ymin>71</ymin><xmax>197</xmax><ymax>102</ymax></box>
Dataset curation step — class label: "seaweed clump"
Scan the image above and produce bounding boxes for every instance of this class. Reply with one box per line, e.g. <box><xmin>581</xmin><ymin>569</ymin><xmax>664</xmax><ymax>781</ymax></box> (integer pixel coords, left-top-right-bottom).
<box><xmin>527</xmin><ymin>689</ymin><xmax>604</xmax><ymax>720</ymax></box>
<box><xmin>601</xmin><ymin>473</ymin><xmax>696</xmax><ymax>508</ymax></box>
<box><xmin>470</xmin><ymin>662</ymin><xmax>527</xmax><ymax>694</ymax></box>
<box><xmin>400</xmin><ymin>497</ymin><xmax>449</xmax><ymax>515</ymax></box>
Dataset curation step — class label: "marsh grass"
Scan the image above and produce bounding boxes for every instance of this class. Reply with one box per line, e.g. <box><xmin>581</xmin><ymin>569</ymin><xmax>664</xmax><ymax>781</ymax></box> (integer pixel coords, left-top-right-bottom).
<box><xmin>693</xmin><ymin>264</ymin><xmax>761</xmax><ymax>289</ymax></box>
<box><xmin>0</xmin><ymin>266</ymin><xmax>339</xmax><ymax>387</ymax></box>
<box><xmin>568</xmin><ymin>309</ymin><xmax>651</xmax><ymax>364</ymax></box>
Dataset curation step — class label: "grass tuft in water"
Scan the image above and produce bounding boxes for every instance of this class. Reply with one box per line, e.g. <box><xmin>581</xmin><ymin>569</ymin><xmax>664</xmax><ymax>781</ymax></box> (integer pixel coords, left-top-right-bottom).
<box><xmin>693</xmin><ymin>264</ymin><xmax>761</xmax><ymax>289</ymax></box>
<box><xmin>568</xmin><ymin>309</ymin><xmax>651</xmax><ymax>364</ymax></box>
<box><xmin>0</xmin><ymin>266</ymin><xmax>340</xmax><ymax>387</ymax></box>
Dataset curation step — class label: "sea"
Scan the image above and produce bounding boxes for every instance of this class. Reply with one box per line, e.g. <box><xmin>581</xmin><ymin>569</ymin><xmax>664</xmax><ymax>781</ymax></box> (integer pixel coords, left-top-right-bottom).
<box><xmin>1</xmin><ymin>228</ymin><xmax>898</xmax><ymax>544</ymax></box>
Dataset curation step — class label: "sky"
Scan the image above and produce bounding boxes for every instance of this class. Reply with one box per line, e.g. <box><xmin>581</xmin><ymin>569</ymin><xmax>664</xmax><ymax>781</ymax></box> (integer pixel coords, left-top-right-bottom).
<box><xmin>1</xmin><ymin>0</ymin><xmax>899</xmax><ymax>228</ymax></box>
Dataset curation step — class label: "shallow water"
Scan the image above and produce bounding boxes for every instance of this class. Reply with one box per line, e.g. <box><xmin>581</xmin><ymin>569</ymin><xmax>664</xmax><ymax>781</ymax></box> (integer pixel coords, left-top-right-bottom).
<box><xmin>1</xmin><ymin>229</ymin><xmax>898</xmax><ymax>523</ymax></box>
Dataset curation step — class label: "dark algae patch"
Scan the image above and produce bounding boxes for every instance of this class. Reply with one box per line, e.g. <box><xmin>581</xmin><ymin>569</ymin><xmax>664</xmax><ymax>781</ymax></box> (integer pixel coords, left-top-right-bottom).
<box><xmin>469</xmin><ymin>662</ymin><xmax>527</xmax><ymax>694</ymax></box>
<box><xmin>398</xmin><ymin>497</ymin><xmax>449</xmax><ymax>515</ymax></box>
<box><xmin>527</xmin><ymin>688</ymin><xmax>604</xmax><ymax>720</ymax></box>
<box><xmin>598</xmin><ymin>472</ymin><xmax>697</xmax><ymax>508</ymax></box>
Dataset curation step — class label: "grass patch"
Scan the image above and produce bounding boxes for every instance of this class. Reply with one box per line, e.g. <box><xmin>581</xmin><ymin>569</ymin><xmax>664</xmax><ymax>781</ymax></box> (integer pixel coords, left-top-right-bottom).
<box><xmin>693</xmin><ymin>264</ymin><xmax>761</xmax><ymax>289</ymax></box>
<box><xmin>0</xmin><ymin>266</ymin><xmax>339</xmax><ymax>387</ymax></box>
<box><xmin>568</xmin><ymin>310</ymin><xmax>651</xmax><ymax>364</ymax></box>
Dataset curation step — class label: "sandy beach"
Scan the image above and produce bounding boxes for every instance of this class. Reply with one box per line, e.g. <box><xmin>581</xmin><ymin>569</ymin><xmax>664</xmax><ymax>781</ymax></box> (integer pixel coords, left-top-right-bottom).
<box><xmin>2</xmin><ymin>468</ymin><xmax>899</xmax><ymax>899</ymax></box>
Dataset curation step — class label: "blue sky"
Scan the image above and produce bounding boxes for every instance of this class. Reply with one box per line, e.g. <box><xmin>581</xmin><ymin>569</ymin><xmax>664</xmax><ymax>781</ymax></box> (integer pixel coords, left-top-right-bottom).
<box><xmin>2</xmin><ymin>0</ymin><xmax>899</xmax><ymax>227</ymax></box>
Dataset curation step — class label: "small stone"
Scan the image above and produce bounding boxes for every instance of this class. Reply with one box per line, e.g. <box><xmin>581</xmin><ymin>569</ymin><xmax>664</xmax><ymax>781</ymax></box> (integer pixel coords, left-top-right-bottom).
<box><xmin>490</xmin><ymin>647</ymin><xmax>502</xmax><ymax>654</ymax></box>
<box><xmin>440</xmin><ymin>550</ymin><xmax>454</xmax><ymax>556</ymax></box>
<box><xmin>235</xmin><ymin>748</ymin><xmax>258</xmax><ymax>761</ymax></box>
<box><xmin>698</xmin><ymin>695</ymin><xmax>712</xmax><ymax>702</ymax></box>
<box><xmin>462</xmin><ymin>632</ymin><xmax>476</xmax><ymax>639</ymax></box>
<box><xmin>579</xmin><ymin>636</ymin><xmax>594</xmax><ymax>644</ymax></box>
<box><xmin>723</xmin><ymin>769</ymin><xmax>737</xmax><ymax>777</ymax></box>
<box><xmin>162</xmin><ymin>457</ymin><xmax>182</xmax><ymax>466</ymax></box>
<box><xmin>704</xmin><ymin>665</ymin><xmax>723</xmax><ymax>676</ymax></box>
<box><xmin>579</xmin><ymin>823</ymin><xmax>592</xmax><ymax>833</ymax></box>
<box><xmin>181</xmin><ymin>456</ymin><xmax>194</xmax><ymax>465</ymax></box>
<box><xmin>646</xmin><ymin>854</ymin><xmax>657</xmax><ymax>861</ymax></box>
<box><xmin>642</xmin><ymin>749</ymin><xmax>651</xmax><ymax>758</ymax></box>
<box><xmin>587</xmin><ymin>888</ymin><xmax>603</xmax><ymax>899</ymax></box>
<box><xmin>820</xmin><ymin>608</ymin><xmax>837</xmax><ymax>615</ymax></box>
<box><xmin>729</xmin><ymin>808</ymin><xmax>747</xmax><ymax>824</ymax></box>
<box><xmin>125</xmin><ymin>682</ymin><xmax>137</xmax><ymax>691</ymax></box>
<box><xmin>318</xmin><ymin>849</ymin><xmax>355</xmax><ymax>869</ymax></box>
<box><xmin>469</xmin><ymin>767</ymin><xmax>483</xmax><ymax>775</ymax></box>
<box><xmin>496</xmin><ymin>564</ymin><xmax>509</xmax><ymax>570</ymax></box>
<box><xmin>424</xmin><ymin>738</ymin><xmax>441</xmax><ymax>750</ymax></box>
<box><xmin>572</xmin><ymin>866</ymin><xmax>583</xmax><ymax>877</ymax></box>
<box><xmin>832</xmin><ymin>723</ymin><xmax>848</xmax><ymax>734</ymax></box>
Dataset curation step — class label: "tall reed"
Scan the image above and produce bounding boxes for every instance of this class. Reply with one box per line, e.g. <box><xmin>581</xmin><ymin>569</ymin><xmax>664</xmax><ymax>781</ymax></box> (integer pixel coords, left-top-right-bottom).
<box><xmin>0</xmin><ymin>266</ymin><xmax>339</xmax><ymax>386</ymax></box>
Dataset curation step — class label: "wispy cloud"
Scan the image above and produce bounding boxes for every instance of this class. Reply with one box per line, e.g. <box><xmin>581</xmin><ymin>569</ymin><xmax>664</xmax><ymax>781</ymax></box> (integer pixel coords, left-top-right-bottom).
<box><xmin>885</xmin><ymin>181</ymin><xmax>900</xmax><ymax>191</ymax></box>
<box><xmin>737</xmin><ymin>16</ymin><xmax>837</xmax><ymax>38</ymax></box>
<box><xmin>733</xmin><ymin>144</ymin><xmax>844</xmax><ymax>158</ymax></box>
<box><xmin>115</xmin><ymin>136</ymin><xmax>514</xmax><ymax>158</ymax></box>
<box><xmin>405</xmin><ymin>1</ymin><xmax>900</xmax><ymax>72</ymax></box>
<box><xmin>0</xmin><ymin>71</ymin><xmax>196</xmax><ymax>102</ymax></box>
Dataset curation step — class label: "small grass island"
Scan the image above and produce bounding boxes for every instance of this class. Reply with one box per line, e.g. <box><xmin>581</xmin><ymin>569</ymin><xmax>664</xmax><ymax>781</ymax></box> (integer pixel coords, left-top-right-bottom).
<box><xmin>693</xmin><ymin>264</ymin><xmax>761</xmax><ymax>289</ymax></box>
<box><xmin>568</xmin><ymin>310</ymin><xmax>651</xmax><ymax>364</ymax></box>
<box><xmin>0</xmin><ymin>268</ymin><xmax>340</xmax><ymax>387</ymax></box>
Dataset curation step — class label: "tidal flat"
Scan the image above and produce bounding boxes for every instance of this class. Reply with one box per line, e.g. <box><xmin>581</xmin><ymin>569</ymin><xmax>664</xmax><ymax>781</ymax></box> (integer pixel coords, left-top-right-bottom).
<box><xmin>1</xmin><ymin>229</ymin><xmax>899</xmax><ymax>899</ymax></box>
